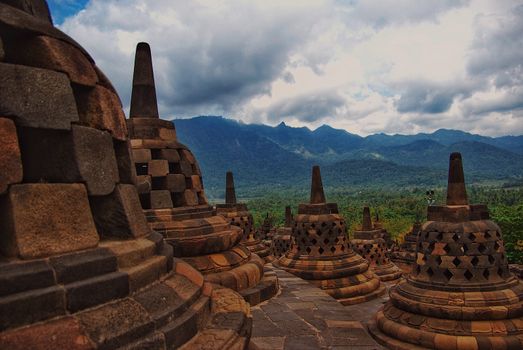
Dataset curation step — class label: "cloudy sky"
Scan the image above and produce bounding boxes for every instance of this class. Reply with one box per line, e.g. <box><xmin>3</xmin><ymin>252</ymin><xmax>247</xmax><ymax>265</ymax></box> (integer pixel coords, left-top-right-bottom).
<box><xmin>48</xmin><ymin>0</ymin><xmax>523</xmax><ymax>136</ymax></box>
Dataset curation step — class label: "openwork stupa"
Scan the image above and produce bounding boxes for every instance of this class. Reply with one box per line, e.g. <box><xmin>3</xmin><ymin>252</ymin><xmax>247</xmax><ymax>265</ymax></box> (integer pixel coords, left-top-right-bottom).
<box><xmin>390</xmin><ymin>221</ymin><xmax>422</xmax><ymax>273</ymax></box>
<box><xmin>127</xmin><ymin>42</ymin><xmax>277</xmax><ymax>305</ymax></box>
<box><xmin>257</xmin><ymin>212</ymin><xmax>274</xmax><ymax>241</ymax></box>
<box><xmin>274</xmin><ymin>166</ymin><xmax>385</xmax><ymax>305</ymax></box>
<box><xmin>270</xmin><ymin>205</ymin><xmax>293</xmax><ymax>258</ymax></box>
<box><xmin>369</xmin><ymin>153</ymin><xmax>523</xmax><ymax>349</ymax></box>
<box><xmin>352</xmin><ymin>207</ymin><xmax>403</xmax><ymax>282</ymax></box>
<box><xmin>216</xmin><ymin>172</ymin><xmax>271</xmax><ymax>262</ymax></box>
<box><xmin>0</xmin><ymin>2</ymin><xmax>251</xmax><ymax>348</ymax></box>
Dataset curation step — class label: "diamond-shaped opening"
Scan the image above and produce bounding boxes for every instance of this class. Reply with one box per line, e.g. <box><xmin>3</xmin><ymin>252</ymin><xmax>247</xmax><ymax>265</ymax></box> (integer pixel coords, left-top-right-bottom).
<box><xmin>428</xmin><ymin>241</ymin><xmax>435</xmax><ymax>252</ymax></box>
<box><xmin>436</xmin><ymin>256</ymin><xmax>442</xmax><ymax>265</ymax></box>
<box><xmin>471</xmin><ymin>256</ymin><xmax>479</xmax><ymax>266</ymax></box>
<box><xmin>497</xmin><ymin>267</ymin><xmax>504</xmax><ymax>277</ymax></box>
<box><xmin>330</xmin><ymin>246</ymin><xmax>336</xmax><ymax>253</ymax></box>
<box><xmin>415</xmin><ymin>265</ymin><xmax>421</xmax><ymax>275</ymax></box>
<box><xmin>484</xmin><ymin>231</ymin><xmax>491</xmax><ymax>239</ymax></box>
<box><xmin>452</xmin><ymin>233</ymin><xmax>460</xmax><ymax>242</ymax></box>
<box><xmin>301</xmin><ymin>238</ymin><xmax>306</xmax><ymax>244</ymax></box>
<box><xmin>318</xmin><ymin>247</ymin><xmax>324</xmax><ymax>254</ymax></box>
<box><xmin>494</xmin><ymin>241</ymin><xmax>500</xmax><ymax>251</ymax></box>
<box><xmin>324</xmin><ymin>238</ymin><xmax>330</xmax><ymax>245</ymax></box>
<box><xmin>334</xmin><ymin>237</ymin><xmax>339</xmax><ymax>244</ymax></box>
<box><xmin>370</xmin><ymin>255</ymin><xmax>375</xmax><ymax>259</ymax></box>
<box><xmin>478</xmin><ymin>243</ymin><xmax>487</xmax><ymax>254</ymax></box>
<box><xmin>488</xmin><ymin>255</ymin><xmax>495</xmax><ymax>264</ymax></box>
<box><xmin>436</xmin><ymin>232</ymin><xmax>443</xmax><ymax>241</ymax></box>
<box><xmin>444</xmin><ymin>244</ymin><xmax>451</xmax><ymax>254</ymax></box>
<box><xmin>311</xmin><ymin>223</ymin><xmax>316</xmax><ymax>228</ymax></box>
<box><xmin>463</xmin><ymin>244</ymin><xmax>469</xmax><ymax>253</ymax></box>
<box><xmin>341</xmin><ymin>245</ymin><xmax>345</xmax><ymax>251</ymax></box>
<box><xmin>311</xmin><ymin>238</ymin><xmax>317</xmax><ymax>245</ymax></box>
<box><xmin>443</xmin><ymin>269</ymin><xmax>453</xmax><ymax>281</ymax></box>
<box><xmin>483</xmin><ymin>269</ymin><xmax>490</xmax><ymax>279</ymax></box>
<box><xmin>496</xmin><ymin>231</ymin><xmax>501</xmax><ymax>238</ymax></box>
<box><xmin>321</xmin><ymin>222</ymin><xmax>327</xmax><ymax>227</ymax></box>
<box><xmin>426</xmin><ymin>267</ymin><xmax>434</xmax><ymax>277</ymax></box>
<box><xmin>464</xmin><ymin>270</ymin><xmax>473</xmax><ymax>280</ymax></box>
<box><xmin>468</xmin><ymin>232</ymin><xmax>476</xmax><ymax>241</ymax></box>
<box><xmin>453</xmin><ymin>257</ymin><xmax>461</xmax><ymax>267</ymax></box>
<box><xmin>306</xmin><ymin>247</ymin><xmax>312</xmax><ymax>254</ymax></box>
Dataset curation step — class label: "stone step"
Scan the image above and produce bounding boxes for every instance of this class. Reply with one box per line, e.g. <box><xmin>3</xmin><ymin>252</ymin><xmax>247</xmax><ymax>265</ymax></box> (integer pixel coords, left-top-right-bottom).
<box><xmin>100</xmin><ymin>239</ymin><xmax>156</xmax><ymax>268</ymax></box>
<box><xmin>121</xmin><ymin>255</ymin><xmax>168</xmax><ymax>293</ymax></box>
<box><xmin>180</xmin><ymin>286</ymin><xmax>251</xmax><ymax>350</ymax></box>
<box><xmin>49</xmin><ymin>247</ymin><xmax>118</xmax><ymax>284</ymax></box>
<box><xmin>0</xmin><ymin>260</ymin><xmax>55</xmax><ymax>297</ymax></box>
<box><xmin>133</xmin><ymin>276</ymin><xmax>202</xmax><ymax>329</ymax></box>
<box><xmin>64</xmin><ymin>271</ymin><xmax>129</xmax><ymax>312</ymax></box>
<box><xmin>0</xmin><ymin>285</ymin><xmax>65</xmax><ymax>331</ymax></box>
<box><xmin>77</xmin><ymin>297</ymin><xmax>156</xmax><ymax>350</ymax></box>
<box><xmin>160</xmin><ymin>294</ymin><xmax>211</xmax><ymax>349</ymax></box>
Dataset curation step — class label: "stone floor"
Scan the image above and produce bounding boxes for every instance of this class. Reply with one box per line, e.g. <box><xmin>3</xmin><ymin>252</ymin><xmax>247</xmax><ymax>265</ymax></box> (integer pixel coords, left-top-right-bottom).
<box><xmin>249</xmin><ymin>265</ymin><xmax>396</xmax><ymax>350</ymax></box>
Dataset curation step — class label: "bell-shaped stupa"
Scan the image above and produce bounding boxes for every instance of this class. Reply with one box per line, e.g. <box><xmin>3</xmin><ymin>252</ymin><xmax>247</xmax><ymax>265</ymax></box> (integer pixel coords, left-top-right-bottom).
<box><xmin>270</xmin><ymin>206</ymin><xmax>293</xmax><ymax>258</ymax></box>
<box><xmin>390</xmin><ymin>221</ymin><xmax>422</xmax><ymax>273</ymax></box>
<box><xmin>369</xmin><ymin>153</ymin><xmax>523</xmax><ymax>349</ymax></box>
<box><xmin>351</xmin><ymin>207</ymin><xmax>403</xmax><ymax>282</ymax></box>
<box><xmin>258</xmin><ymin>212</ymin><xmax>274</xmax><ymax>241</ymax></box>
<box><xmin>273</xmin><ymin>166</ymin><xmax>385</xmax><ymax>305</ymax></box>
<box><xmin>0</xmin><ymin>2</ymin><xmax>251</xmax><ymax>348</ymax></box>
<box><xmin>127</xmin><ymin>43</ymin><xmax>277</xmax><ymax>306</ymax></box>
<box><xmin>216</xmin><ymin>172</ymin><xmax>271</xmax><ymax>262</ymax></box>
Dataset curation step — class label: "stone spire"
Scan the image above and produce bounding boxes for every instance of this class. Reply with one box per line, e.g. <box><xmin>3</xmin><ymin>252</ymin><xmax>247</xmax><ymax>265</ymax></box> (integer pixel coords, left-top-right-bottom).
<box><xmin>310</xmin><ymin>165</ymin><xmax>326</xmax><ymax>204</ymax></box>
<box><xmin>362</xmin><ymin>206</ymin><xmax>372</xmax><ymax>231</ymax></box>
<box><xmin>130</xmin><ymin>42</ymin><xmax>159</xmax><ymax>118</ymax></box>
<box><xmin>225</xmin><ymin>171</ymin><xmax>237</xmax><ymax>204</ymax></box>
<box><xmin>446</xmin><ymin>152</ymin><xmax>468</xmax><ymax>205</ymax></box>
<box><xmin>284</xmin><ymin>205</ymin><xmax>292</xmax><ymax>227</ymax></box>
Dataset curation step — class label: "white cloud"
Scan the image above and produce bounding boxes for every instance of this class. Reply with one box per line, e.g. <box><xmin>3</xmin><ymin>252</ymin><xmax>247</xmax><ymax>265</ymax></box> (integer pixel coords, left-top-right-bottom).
<box><xmin>57</xmin><ymin>0</ymin><xmax>523</xmax><ymax>136</ymax></box>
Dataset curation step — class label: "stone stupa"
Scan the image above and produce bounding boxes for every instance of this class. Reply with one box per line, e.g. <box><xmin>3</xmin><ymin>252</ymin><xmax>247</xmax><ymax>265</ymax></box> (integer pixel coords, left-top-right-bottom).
<box><xmin>0</xmin><ymin>2</ymin><xmax>251</xmax><ymax>349</ymax></box>
<box><xmin>390</xmin><ymin>221</ymin><xmax>422</xmax><ymax>273</ymax></box>
<box><xmin>274</xmin><ymin>166</ymin><xmax>385</xmax><ymax>305</ymax></box>
<box><xmin>270</xmin><ymin>206</ymin><xmax>293</xmax><ymax>258</ymax></box>
<box><xmin>257</xmin><ymin>212</ymin><xmax>274</xmax><ymax>241</ymax></box>
<box><xmin>127</xmin><ymin>43</ymin><xmax>277</xmax><ymax>306</ymax></box>
<box><xmin>369</xmin><ymin>153</ymin><xmax>523</xmax><ymax>349</ymax></box>
<box><xmin>351</xmin><ymin>207</ymin><xmax>403</xmax><ymax>282</ymax></box>
<box><xmin>373</xmin><ymin>212</ymin><xmax>392</xmax><ymax>248</ymax></box>
<box><xmin>216</xmin><ymin>172</ymin><xmax>271</xmax><ymax>262</ymax></box>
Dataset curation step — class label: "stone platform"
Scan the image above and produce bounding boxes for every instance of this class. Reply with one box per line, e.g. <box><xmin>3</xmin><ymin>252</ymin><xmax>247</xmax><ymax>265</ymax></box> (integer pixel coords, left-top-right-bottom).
<box><xmin>249</xmin><ymin>266</ymin><xmax>389</xmax><ymax>350</ymax></box>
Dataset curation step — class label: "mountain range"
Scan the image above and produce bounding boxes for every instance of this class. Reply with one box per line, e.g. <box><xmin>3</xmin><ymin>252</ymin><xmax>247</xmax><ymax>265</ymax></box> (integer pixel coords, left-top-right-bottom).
<box><xmin>172</xmin><ymin>116</ymin><xmax>523</xmax><ymax>198</ymax></box>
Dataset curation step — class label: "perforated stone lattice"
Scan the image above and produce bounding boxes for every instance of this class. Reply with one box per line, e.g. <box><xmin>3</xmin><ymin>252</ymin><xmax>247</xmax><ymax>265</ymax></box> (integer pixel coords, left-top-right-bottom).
<box><xmin>132</xmin><ymin>144</ymin><xmax>207</xmax><ymax>209</ymax></box>
<box><xmin>354</xmin><ymin>239</ymin><xmax>391</xmax><ymax>266</ymax></box>
<box><xmin>289</xmin><ymin>217</ymin><xmax>350</xmax><ymax>257</ymax></box>
<box><xmin>413</xmin><ymin>228</ymin><xmax>510</xmax><ymax>284</ymax></box>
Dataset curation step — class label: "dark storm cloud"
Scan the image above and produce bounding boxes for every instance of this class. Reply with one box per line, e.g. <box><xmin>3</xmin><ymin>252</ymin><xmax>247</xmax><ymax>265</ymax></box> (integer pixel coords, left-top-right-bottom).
<box><xmin>265</xmin><ymin>91</ymin><xmax>345</xmax><ymax>123</ymax></box>
<box><xmin>395</xmin><ymin>83</ymin><xmax>462</xmax><ymax>114</ymax></box>
<box><xmin>61</xmin><ymin>1</ymin><xmax>326</xmax><ymax>118</ymax></box>
<box><xmin>467</xmin><ymin>4</ymin><xmax>523</xmax><ymax>87</ymax></box>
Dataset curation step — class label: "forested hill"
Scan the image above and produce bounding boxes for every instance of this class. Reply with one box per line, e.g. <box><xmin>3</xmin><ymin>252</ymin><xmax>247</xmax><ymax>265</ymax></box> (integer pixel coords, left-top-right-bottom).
<box><xmin>172</xmin><ymin>116</ymin><xmax>523</xmax><ymax>198</ymax></box>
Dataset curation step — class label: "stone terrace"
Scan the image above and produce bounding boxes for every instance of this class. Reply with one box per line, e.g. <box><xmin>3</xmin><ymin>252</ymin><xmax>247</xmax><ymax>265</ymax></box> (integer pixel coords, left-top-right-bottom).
<box><xmin>250</xmin><ymin>266</ymin><xmax>392</xmax><ymax>350</ymax></box>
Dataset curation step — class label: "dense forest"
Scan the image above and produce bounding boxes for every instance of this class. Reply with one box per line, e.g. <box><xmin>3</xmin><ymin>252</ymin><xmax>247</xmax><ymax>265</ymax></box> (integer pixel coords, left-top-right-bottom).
<box><xmin>225</xmin><ymin>185</ymin><xmax>523</xmax><ymax>264</ymax></box>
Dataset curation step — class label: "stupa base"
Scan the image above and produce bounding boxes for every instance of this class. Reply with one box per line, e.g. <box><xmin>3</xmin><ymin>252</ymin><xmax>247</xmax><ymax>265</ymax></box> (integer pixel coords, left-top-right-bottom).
<box><xmin>0</xmin><ymin>257</ymin><xmax>252</xmax><ymax>350</ymax></box>
<box><xmin>238</xmin><ymin>265</ymin><xmax>279</xmax><ymax>306</ymax></box>
<box><xmin>243</xmin><ymin>241</ymin><xmax>271</xmax><ymax>263</ymax></box>
<box><xmin>183</xmin><ymin>250</ymin><xmax>278</xmax><ymax>306</ymax></box>
<box><xmin>373</xmin><ymin>262</ymin><xmax>403</xmax><ymax>282</ymax></box>
<box><xmin>369</xmin><ymin>306</ymin><xmax>523</xmax><ymax>350</ymax></box>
